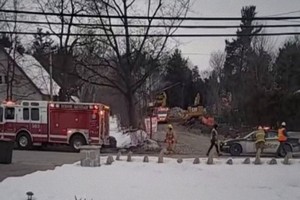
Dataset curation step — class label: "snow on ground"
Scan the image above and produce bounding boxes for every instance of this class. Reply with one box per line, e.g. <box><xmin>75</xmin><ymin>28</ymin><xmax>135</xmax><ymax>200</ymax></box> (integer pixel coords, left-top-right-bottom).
<box><xmin>109</xmin><ymin>116</ymin><xmax>131</xmax><ymax>148</ymax></box>
<box><xmin>109</xmin><ymin>116</ymin><xmax>148</xmax><ymax>148</ymax></box>
<box><xmin>1</xmin><ymin>157</ymin><xmax>300</xmax><ymax>200</ymax></box>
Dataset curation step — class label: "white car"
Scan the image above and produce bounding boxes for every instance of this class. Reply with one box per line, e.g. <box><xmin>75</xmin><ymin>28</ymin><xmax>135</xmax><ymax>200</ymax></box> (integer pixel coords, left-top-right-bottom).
<box><xmin>220</xmin><ymin>130</ymin><xmax>300</xmax><ymax>157</ymax></box>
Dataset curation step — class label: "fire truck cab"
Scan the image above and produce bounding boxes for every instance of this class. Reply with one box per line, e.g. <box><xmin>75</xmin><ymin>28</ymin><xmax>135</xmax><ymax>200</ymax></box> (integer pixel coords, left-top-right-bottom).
<box><xmin>0</xmin><ymin>100</ymin><xmax>113</xmax><ymax>151</ymax></box>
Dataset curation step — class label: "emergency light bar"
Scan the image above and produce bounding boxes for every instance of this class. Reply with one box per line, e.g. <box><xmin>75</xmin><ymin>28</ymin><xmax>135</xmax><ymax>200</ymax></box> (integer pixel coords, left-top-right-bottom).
<box><xmin>49</xmin><ymin>103</ymin><xmax>101</xmax><ymax>110</ymax></box>
<box><xmin>2</xmin><ymin>100</ymin><xmax>15</xmax><ymax>105</ymax></box>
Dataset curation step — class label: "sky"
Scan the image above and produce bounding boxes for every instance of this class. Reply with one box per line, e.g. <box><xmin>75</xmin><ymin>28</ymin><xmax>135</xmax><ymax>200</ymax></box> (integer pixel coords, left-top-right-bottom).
<box><xmin>3</xmin><ymin>0</ymin><xmax>300</xmax><ymax>72</ymax></box>
<box><xmin>176</xmin><ymin>0</ymin><xmax>300</xmax><ymax>71</ymax></box>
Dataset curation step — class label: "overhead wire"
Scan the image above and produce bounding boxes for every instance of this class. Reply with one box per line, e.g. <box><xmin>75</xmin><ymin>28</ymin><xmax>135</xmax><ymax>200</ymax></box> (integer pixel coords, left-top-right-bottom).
<box><xmin>0</xmin><ymin>9</ymin><xmax>299</xmax><ymax>38</ymax></box>
<box><xmin>0</xmin><ymin>31</ymin><xmax>299</xmax><ymax>37</ymax></box>
<box><xmin>1</xmin><ymin>9</ymin><xmax>300</xmax><ymax>21</ymax></box>
<box><xmin>263</xmin><ymin>9</ymin><xmax>300</xmax><ymax>17</ymax></box>
<box><xmin>1</xmin><ymin>19</ymin><xmax>300</xmax><ymax>29</ymax></box>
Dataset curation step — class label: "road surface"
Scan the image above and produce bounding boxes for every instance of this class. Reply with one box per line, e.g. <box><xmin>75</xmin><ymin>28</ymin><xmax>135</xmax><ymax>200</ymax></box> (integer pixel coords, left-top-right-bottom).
<box><xmin>1</xmin><ymin>124</ymin><xmax>299</xmax><ymax>182</ymax></box>
<box><xmin>0</xmin><ymin>150</ymin><xmax>82</xmax><ymax>182</ymax></box>
<box><xmin>154</xmin><ymin>124</ymin><xmax>214</xmax><ymax>156</ymax></box>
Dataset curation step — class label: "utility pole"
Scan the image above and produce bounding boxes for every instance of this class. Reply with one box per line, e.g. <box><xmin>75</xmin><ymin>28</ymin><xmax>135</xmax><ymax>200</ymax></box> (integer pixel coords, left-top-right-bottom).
<box><xmin>49</xmin><ymin>51</ymin><xmax>53</xmax><ymax>101</ymax></box>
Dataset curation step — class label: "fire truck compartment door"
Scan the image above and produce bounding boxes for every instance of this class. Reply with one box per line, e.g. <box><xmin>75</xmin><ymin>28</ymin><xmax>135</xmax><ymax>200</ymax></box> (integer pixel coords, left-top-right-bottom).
<box><xmin>49</xmin><ymin>111</ymin><xmax>62</xmax><ymax>135</ymax></box>
<box><xmin>0</xmin><ymin>106</ymin><xmax>3</xmax><ymax>138</ymax></box>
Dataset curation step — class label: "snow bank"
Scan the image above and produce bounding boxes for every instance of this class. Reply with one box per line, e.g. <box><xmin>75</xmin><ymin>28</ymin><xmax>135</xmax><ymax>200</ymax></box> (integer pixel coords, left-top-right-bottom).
<box><xmin>1</xmin><ymin>157</ymin><xmax>300</xmax><ymax>200</ymax></box>
<box><xmin>109</xmin><ymin>116</ymin><xmax>131</xmax><ymax>148</ymax></box>
<box><xmin>109</xmin><ymin>116</ymin><xmax>148</xmax><ymax>148</ymax></box>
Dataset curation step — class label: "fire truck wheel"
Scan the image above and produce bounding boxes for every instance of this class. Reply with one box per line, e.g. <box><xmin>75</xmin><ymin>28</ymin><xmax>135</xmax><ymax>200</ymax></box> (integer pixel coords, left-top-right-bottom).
<box><xmin>70</xmin><ymin>134</ymin><xmax>86</xmax><ymax>152</ymax></box>
<box><xmin>16</xmin><ymin>132</ymin><xmax>32</xmax><ymax>150</ymax></box>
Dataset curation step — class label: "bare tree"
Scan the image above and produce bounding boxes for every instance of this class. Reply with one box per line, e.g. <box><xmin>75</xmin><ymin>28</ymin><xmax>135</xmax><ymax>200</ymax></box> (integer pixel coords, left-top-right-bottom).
<box><xmin>35</xmin><ymin>0</ymin><xmax>86</xmax><ymax>100</ymax></box>
<box><xmin>0</xmin><ymin>0</ymin><xmax>8</xmax><ymax>22</ymax></box>
<box><xmin>0</xmin><ymin>0</ymin><xmax>24</xmax><ymax>101</ymax></box>
<box><xmin>209</xmin><ymin>50</ymin><xmax>225</xmax><ymax>75</ymax></box>
<box><xmin>207</xmin><ymin>50</ymin><xmax>225</xmax><ymax>115</ymax></box>
<box><xmin>75</xmin><ymin>0</ymin><xmax>191</xmax><ymax>127</ymax></box>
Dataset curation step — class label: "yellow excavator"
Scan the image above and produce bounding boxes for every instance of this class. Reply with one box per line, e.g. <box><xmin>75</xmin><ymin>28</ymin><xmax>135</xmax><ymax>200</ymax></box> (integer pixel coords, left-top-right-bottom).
<box><xmin>182</xmin><ymin>93</ymin><xmax>206</xmax><ymax>120</ymax></box>
<box><xmin>155</xmin><ymin>92</ymin><xmax>167</xmax><ymax>107</ymax></box>
<box><xmin>181</xmin><ymin>93</ymin><xmax>214</xmax><ymax>126</ymax></box>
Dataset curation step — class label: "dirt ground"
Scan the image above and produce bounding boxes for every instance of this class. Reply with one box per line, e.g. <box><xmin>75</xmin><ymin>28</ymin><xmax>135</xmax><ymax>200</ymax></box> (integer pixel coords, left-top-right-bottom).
<box><xmin>154</xmin><ymin>124</ymin><xmax>219</xmax><ymax>157</ymax></box>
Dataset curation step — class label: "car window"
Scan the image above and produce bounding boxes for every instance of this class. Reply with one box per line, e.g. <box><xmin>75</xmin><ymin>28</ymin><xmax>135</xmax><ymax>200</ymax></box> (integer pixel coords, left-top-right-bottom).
<box><xmin>287</xmin><ymin>132</ymin><xmax>300</xmax><ymax>138</ymax></box>
<box><xmin>244</xmin><ymin>131</ymin><xmax>256</xmax><ymax>139</ymax></box>
<box><xmin>266</xmin><ymin>131</ymin><xmax>277</xmax><ymax>138</ymax></box>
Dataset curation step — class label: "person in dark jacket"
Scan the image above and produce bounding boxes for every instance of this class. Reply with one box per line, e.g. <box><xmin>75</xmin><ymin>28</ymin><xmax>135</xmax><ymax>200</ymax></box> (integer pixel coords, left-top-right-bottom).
<box><xmin>206</xmin><ymin>124</ymin><xmax>221</xmax><ymax>156</ymax></box>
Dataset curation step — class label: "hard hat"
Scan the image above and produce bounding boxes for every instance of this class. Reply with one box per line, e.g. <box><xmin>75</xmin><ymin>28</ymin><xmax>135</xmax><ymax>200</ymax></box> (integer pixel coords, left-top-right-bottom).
<box><xmin>168</xmin><ymin>124</ymin><xmax>173</xmax><ymax>129</ymax></box>
<box><xmin>281</xmin><ymin>122</ymin><xmax>286</xmax><ymax>126</ymax></box>
<box><xmin>258</xmin><ymin>126</ymin><xmax>263</xmax><ymax>130</ymax></box>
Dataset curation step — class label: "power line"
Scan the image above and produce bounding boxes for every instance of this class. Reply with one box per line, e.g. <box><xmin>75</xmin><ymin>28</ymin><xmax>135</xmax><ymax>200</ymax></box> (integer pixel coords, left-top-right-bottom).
<box><xmin>1</xmin><ymin>19</ymin><xmax>300</xmax><ymax>29</ymax></box>
<box><xmin>182</xmin><ymin>53</ymin><xmax>210</xmax><ymax>55</ymax></box>
<box><xmin>264</xmin><ymin>10</ymin><xmax>300</xmax><ymax>17</ymax></box>
<box><xmin>0</xmin><ymin>31</ymin><xmax>300</xmax><ymax>37</ymax></box>
<box><xmin>1</xmin><ymin>9</ymin><xmax>300</xmax><ymax>21</ymax></box>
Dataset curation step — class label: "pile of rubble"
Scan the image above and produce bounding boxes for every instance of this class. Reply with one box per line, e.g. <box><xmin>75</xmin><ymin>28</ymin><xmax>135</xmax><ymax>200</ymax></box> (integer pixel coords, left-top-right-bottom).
<box><xmin>109</xmin><ymin>116</ymin><xmax>161</xmax><ymax>152</ymax></box>
<box><xmin>168</xmin><ymin>107</ymin><xmax>186</xmax><ymax>120</ymax></box>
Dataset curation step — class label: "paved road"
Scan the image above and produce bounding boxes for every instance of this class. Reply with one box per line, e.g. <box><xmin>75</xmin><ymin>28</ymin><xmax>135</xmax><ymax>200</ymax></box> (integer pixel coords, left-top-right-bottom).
<box><xmin>0</xmin><ymin>150</ymin><xmax>82</xmax><ymax>182</ymax></box>
<box><xmin>1</xmin><ymin>124</ymin><xmax>299</xmax><ymax>182</ymax></box>
<box><xmin>154</xmin><ymin>124</ymin><xmax>214</xmax><ymax>156</ymax></box>
<box><xmin>0</xmin><ymin>124</ymin><xmax>212</xmax><ymax>183</ymax></box>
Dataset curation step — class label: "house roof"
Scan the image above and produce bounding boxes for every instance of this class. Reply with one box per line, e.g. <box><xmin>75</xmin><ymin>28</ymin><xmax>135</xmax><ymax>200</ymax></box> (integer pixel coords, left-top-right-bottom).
<box><xmin>2</xmin><ymin>48</ymin><xmax>80</xmax><ymax>102</ymax></box>
<box><xmin>5</xmin><ymin>48</ymin><xmax>61</xmax><ymax>96</ymax></box>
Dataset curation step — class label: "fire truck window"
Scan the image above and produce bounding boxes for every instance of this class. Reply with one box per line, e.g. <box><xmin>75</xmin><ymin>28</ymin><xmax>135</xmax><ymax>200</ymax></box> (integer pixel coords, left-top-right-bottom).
<box><xmin>31</xmin><ymin>108</ymin><xmax>40</xmax><ymax>121</ymax></box>
<box><xmin>23</xmin><ymin>108</ymin><xmax>29</xmax><ymax>120</ymax></box>
<box><xmin>5</xmin><ymin>107</ymin><xmax>15</xmax><ymax>120</ymax></box>
<box><xmin>22</xmin><ymin>102</ymin><xmax>29</xmax><ymax>106</ymax></box>
<box><xmin>31</xmin><ymin>102</ymin><xmax>39</xmax><ymax>106</ymax></box>
<box><xmin>0</xmin><ymin>107</ymin><xmax>3</xmax><ymax>122</ymax></box>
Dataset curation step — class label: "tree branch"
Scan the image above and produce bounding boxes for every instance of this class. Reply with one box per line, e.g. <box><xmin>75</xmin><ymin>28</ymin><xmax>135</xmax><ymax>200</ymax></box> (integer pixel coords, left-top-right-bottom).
<box><xmin>132</xmin><ymin>0</ymin><xmax>162</xmax><ymax>70</ymax></box>
<box><xmin>36</xmin><ymin>0</ymin><xmax>60</xmax><ymax>38</ymax></box>
<box><xmin>74</xmin><ymin>60</ymin><xmax>127</xmax><ymax>95</ymax></box>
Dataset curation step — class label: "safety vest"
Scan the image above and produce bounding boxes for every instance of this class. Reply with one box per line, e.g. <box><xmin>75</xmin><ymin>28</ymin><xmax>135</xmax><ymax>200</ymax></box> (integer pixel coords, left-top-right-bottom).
<box><xmin>166</xmin><ymin>131</ymin><xmax>175</xmax><ymax>140</ymax></box>
<box><xmin>278</xmin><ymin>128</ymin><xmax>287</xmax><ymax>142</ymax></box>
<box><xmin>255</xmin><ymin>130</ymin><xmax>265</xmax><ymax>143</ymax></box>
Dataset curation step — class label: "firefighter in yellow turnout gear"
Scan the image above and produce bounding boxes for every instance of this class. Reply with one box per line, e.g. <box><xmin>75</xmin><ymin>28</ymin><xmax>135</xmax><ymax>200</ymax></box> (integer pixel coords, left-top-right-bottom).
<box><xmin>165</xmin><ymin>124</ymin><xmax>177</xmax><ymax>154</ymax></box>
<box><xmin>255</xmin><ymin>126</ymin><xmax>266</xmax><ymax>159</ymax></box>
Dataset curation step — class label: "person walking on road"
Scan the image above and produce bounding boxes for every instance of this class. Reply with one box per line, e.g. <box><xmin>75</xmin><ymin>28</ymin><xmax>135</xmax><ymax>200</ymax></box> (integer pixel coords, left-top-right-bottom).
<box><xmin>255</xmin><ymin>126</ymin><xmax>266</xmax><ymax>159</ymax></box>
<box><xmin>165</xmin><ymin>124</ymin><xmax>177</xmax><ymax>154</ymax></box>
<box><xmin>277</xmin><ymin>122</ymin><xmax>288</xmax><ymax>156</ymax></box>
<box><xmin>206</xmin><ymin>124</ymin><xmax>221</xmax><ymax>156</ymax></box>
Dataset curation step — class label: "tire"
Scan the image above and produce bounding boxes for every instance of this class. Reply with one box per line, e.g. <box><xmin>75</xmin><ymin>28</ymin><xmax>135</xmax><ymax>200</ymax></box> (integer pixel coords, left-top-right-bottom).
<box><xmin>16</xmin><ymin>132</ymin><xmax>32</xmax><ymax>150</ymax></box>
<box><xmin>229</xmin><ymin>143</ymin><xmax>242</xmax><ymax>156</ymax></box>
<box><xmin>278</xmin><ymin>144</ymin><xmax>292</xmax><ymax>157</ymax></box>
<box><xmin>70</xmin><ymin>135</ymin><xmax>86</xmax><ymax>152</ymax></box>
<box><xmin>108</xmin><ymin>136</ymin><xmax>117</xmax><ymax>148</ymax></box>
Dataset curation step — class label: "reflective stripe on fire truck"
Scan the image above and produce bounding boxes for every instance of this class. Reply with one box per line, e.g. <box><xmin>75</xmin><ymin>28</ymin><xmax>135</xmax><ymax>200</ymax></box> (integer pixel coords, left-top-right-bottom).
<box><xmin>3</xmin><ymin>133</ymin><xmax>48</xmax><ymax>138</ymax></box>
<box><xmin>49</xmin><ymin>135</ymin><xmax>68</xmax><ymax>139</ymax></box>
<box><xmin>2</xmin><ymin>133</ymin><xmax>15</xmax><ymax>136</ymax></box>
<box><xmin>31</xmin><ymin>134</ymin><xmax>48</xmax><ymax>138</ymax></box>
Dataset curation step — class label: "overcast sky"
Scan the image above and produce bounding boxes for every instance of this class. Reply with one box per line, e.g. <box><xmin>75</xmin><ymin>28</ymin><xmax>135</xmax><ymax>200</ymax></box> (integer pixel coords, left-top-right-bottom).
<box><xmin>176</xmin><ymin>0</ymin><xmax>300</xmax><ymax>71</ymax></box>
<box><xmin>5</xmin><ymin>0</ymin><xmax>300</xmax><ymax>72</ymax></box>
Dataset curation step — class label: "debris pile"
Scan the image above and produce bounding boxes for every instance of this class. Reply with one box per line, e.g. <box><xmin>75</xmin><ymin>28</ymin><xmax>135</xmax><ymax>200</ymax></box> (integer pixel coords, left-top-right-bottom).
<box><xmin>168</xmin><ymin>107</ymin><xmax>185</xmax><ymax>120</ymax></box>
<box><xmin>109</xmin><ymin>116</ymin><xmax>161</xmax><ymax>151</ymax></box>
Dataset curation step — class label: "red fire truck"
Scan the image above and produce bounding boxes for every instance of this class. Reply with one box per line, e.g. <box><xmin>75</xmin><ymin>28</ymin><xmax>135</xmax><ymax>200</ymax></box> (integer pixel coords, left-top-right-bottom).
<box><xmin>0</xmin><ymin>100</ymin><xmax>114</xmax><ymax>151</ymax></box>
<box><xmin>153</xmin><ymin>107</ymin><xmax>169</xmax><ymax>123</ymax></box>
